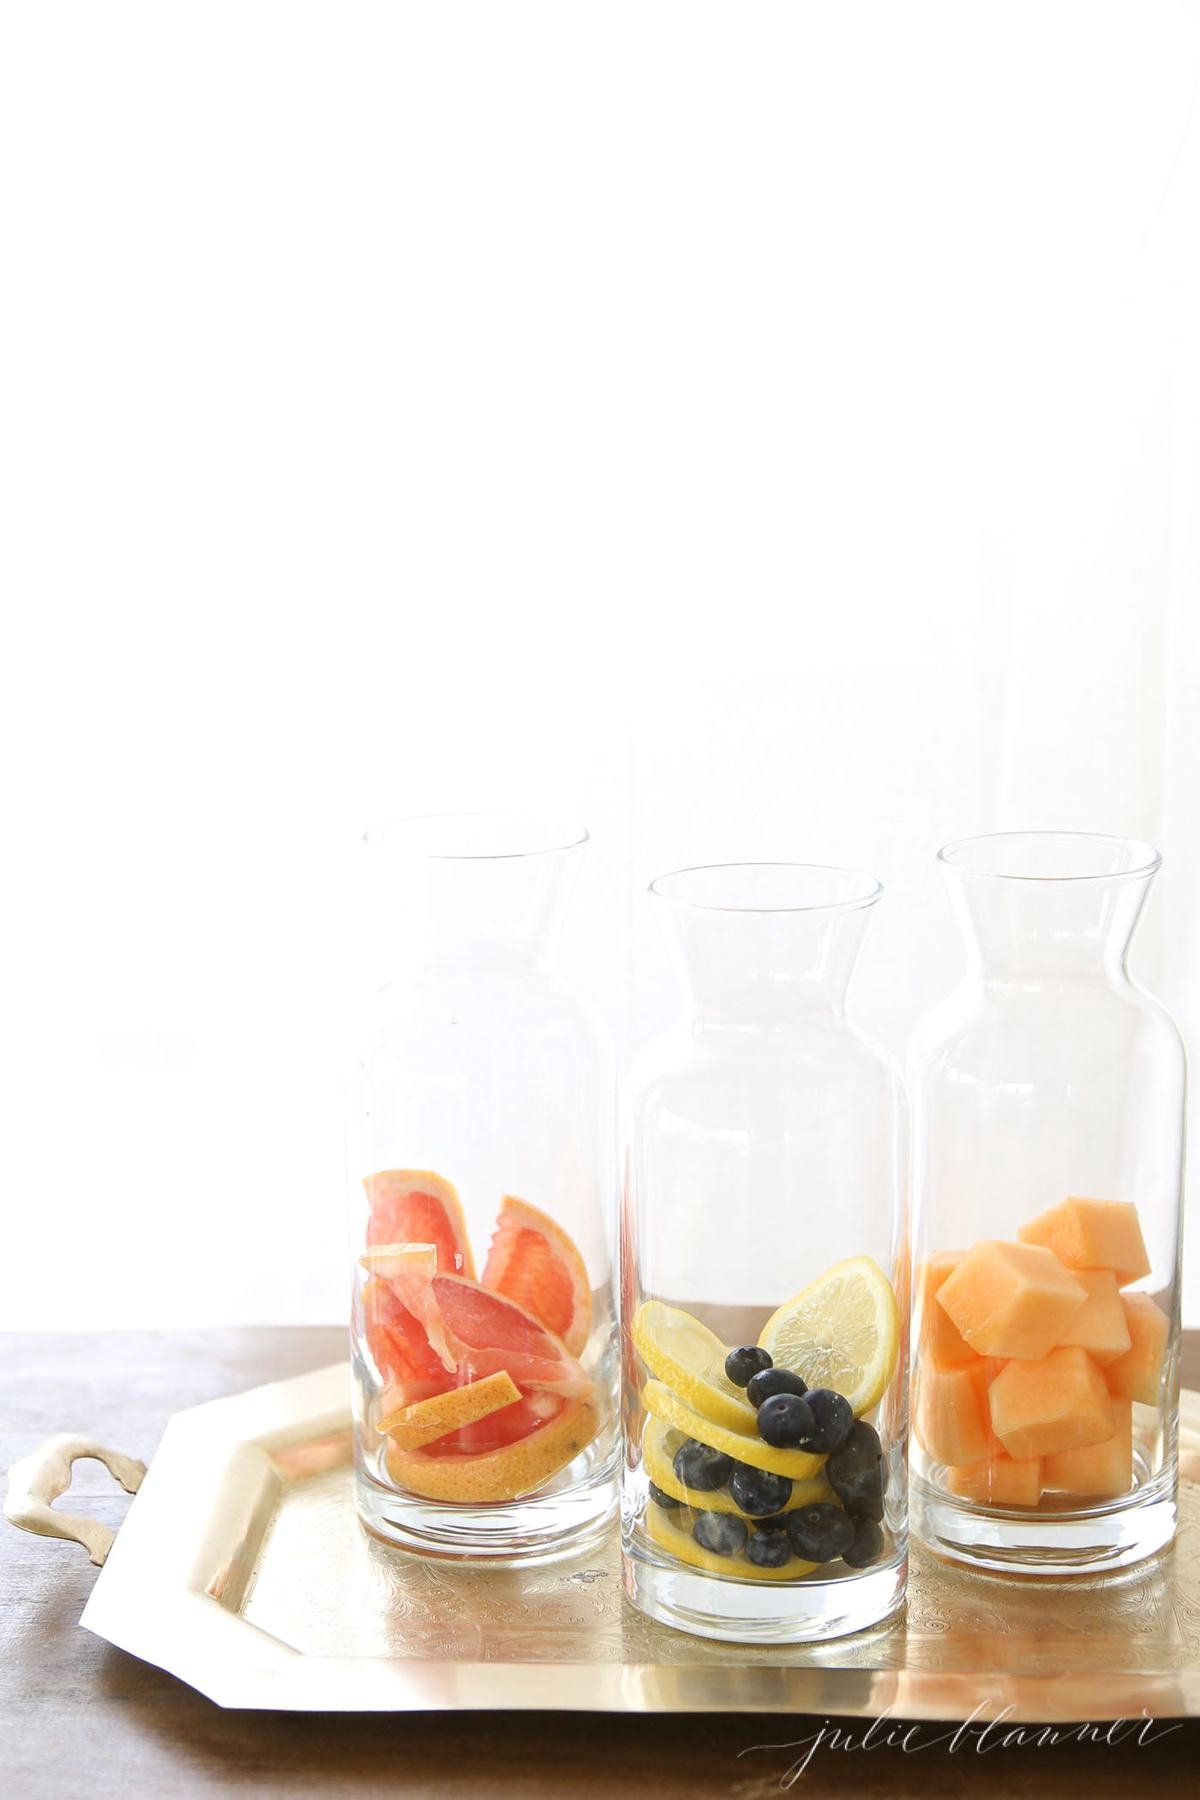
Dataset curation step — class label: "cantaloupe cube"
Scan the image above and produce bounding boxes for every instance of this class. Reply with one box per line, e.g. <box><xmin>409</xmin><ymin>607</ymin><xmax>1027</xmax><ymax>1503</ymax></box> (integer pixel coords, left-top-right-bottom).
<box><xmin>945</xmin><ymin>1453</ymin><xmax>1043</xmax><ymax>1508</ymax></box>
<box><xmin>969</xmin><ymin>1353</ymin><xmax>1005</xmax><ymax>1400</ymax></box>
<box><xmin>914</xmin><ymin>1364</ymin><xmax>996</xmax><ymax>1467</ymax></box>
<box><xmin>1054</xmin><ymin>1269</ymin><xmax>1132</xmax><ymax>1365</ymax></box>
<box><xmin>1043</xmin><ymin>1399</ymin><xmax>1133</xmax><ymax>1498</ymax></box>
<box><xmin>1018</xmin><ymin>1197</ymin><xmax>1151</xmax><ymax>1287</ymax></box>
<box><xmin>936</xmin><ymin>1239</ymin><xmax>1086</xmax><ymax>1360</ymax></box>
<box><xmin>917</xmin><ymin>1252</ymin><xmax>976</xmax><ymax>1368</ymax></box>
<box><xmin>1105</xmin><ymin>1294</ymin><xmax>1170</xmax><ymax>1406</ymax></box>
<box><xmin>988</xmin><ymin>1346</ymin><xmax>1113</xmax><ymax>1460</ymax></box>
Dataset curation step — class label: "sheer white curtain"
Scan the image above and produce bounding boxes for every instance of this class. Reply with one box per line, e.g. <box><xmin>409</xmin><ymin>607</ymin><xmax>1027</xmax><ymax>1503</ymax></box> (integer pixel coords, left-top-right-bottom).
<box><xmin>2</xmin><ymin>3</ymin><xmax>1198</xmax><ymax>1326</ymax></box>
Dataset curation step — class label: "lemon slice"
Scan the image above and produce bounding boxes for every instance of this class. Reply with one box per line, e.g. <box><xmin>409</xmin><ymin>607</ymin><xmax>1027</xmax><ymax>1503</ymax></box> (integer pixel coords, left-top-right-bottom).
<box><xmin>641</xmin><ymin>1380</ymin><xmax>823</xmax><ymax>1480</ymax></box>
<box><xmin>644</xmin><ymin>1504</ymin><xmax>818</xmax><ymax>1581</ymax></box>
<box><xmin>631</xmin><ymin>1301</ymin><xmax>758</xmax><ymax>1433</ymax></box>
<box><xmin>642</xmin><ymin>1416</ymin><xmax>834</xmax><ymax>1515</ymax></box>
<box><xmin>758</xmin><ymin>1255</ymin><xmax>900</xmax><ymax>1417</ymax></box>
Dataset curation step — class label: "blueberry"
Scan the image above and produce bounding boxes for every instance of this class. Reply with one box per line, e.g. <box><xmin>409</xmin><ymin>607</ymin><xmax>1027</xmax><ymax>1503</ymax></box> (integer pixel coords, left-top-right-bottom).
<box><xmin>725</xmin><ymin>1345</ymin><xmax>773</xmax><ymax>1388</ymax></box>
<box><xmin>843</xmin><ymin>1516</ymin><xmax>885</xmax><ymax>1569</ymax></box>
<box><xmin>848</xmin><ymin>1491</ymin><xmax>884</xmax><ymax>1523</ymax></box>
<box><xmin>673</xmin><ymin>1438</ymin><xmax>734</xmax><ymax>1492</ymax></box>
<box><xmin>797</xmin><ymin>1388</ymin><xmax>855</xmax><ymax>1455</ymax></box>
<box><xmin>756</xmin><ymin>1393</ymin><xmax>815</xmax><ymax>1449</ymax></box>
<box><xmin>826</xmin><ymin>1421</ymin><xmax>885</xmax><ymax>1519</ymax></box>
<box><xmin>747</xmin><ymin>1366</ymin><xmax>808</xmax><ymax>1408</ymax></box>
<box><xmin>693</xmin><ymin>1511</ymin><xmax>749</xmax><ymax>1557</ymax></box>
<box><xmin>746</xmin><ymin>1526</ymin><xmax>792</xmax><ymax>1569</ymax></box>
<box><xmin>648</xmin><ymin>1481</ymin><xmax>679</xmax><ymax>1509</ymax></box>
<box><xmin>786</xmin><ymin>1503</ymin><xmax>856</xmax><ymax>1563</ymax></box>
<box><xmin>729</xmin><ymin>1463</ymin><xmax>793</xmax><ymax>1517</ymax></box>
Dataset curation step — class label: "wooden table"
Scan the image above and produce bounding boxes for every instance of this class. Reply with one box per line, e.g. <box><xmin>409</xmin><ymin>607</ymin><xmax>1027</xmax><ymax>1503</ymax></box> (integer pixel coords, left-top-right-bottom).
<box><xmin>3</xmin><ymin>1328</ymin><xmax>1198</xmax><ymax>1798</ymax></box>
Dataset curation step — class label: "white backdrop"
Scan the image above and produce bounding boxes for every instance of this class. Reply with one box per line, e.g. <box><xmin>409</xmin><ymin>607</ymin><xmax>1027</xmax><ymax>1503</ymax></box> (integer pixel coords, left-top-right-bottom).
<box><xmin>3</xmin><ymin>3</ymin><xmax>1199</xmax><ymax>1326</ymax></box>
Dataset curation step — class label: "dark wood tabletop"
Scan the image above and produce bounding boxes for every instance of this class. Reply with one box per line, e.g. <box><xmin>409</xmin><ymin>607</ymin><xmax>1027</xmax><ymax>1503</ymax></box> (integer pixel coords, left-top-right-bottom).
<box><xmin>2</xmin><ymin>1328</ymin><xmax>1198</xmax><ymax>1799</ymax></box>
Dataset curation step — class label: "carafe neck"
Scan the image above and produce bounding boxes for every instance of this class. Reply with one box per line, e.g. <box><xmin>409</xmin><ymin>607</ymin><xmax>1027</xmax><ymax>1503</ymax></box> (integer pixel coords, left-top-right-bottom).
<box><xmin>365</xmin><ymin>813</ymin><xmax>586</xmax><ymax>977</ymax></box>
<box><xmin>652</xmin><ymin>863</ymin><xmax>881</xmax><ymax>1022</ymax></box>
<box><xmin>940</xmin><ymin>832</ymin><xmax>1160</xmax><ymax>983</ymax></box>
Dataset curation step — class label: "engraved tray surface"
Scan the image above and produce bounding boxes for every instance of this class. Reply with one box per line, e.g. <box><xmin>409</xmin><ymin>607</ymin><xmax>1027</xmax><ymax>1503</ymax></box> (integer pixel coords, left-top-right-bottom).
<box><xmin>78</xmin><ymin>1364</ymin><xmax>1200</xmax><ymax>1718</ymax></box>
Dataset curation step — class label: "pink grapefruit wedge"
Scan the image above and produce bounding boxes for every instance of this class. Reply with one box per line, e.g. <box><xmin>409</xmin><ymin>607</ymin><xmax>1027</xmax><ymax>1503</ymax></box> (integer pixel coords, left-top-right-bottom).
<box><xmin>364</xmin><ymin>1269</ymin><xmax>599</xmax><ymax>1492</ymax></box>
<box><xmin>364</xmin><ymin>1170</ymin><xmax>475</xmax><ymax>1278</ymax></box>
<box><xmin>482</xmin><ymin>1195</ymin><xmax>592</xmax><ymax>1356</ymax></box>
<box><xmin>385</xmin><ymin>1387</ymin><xmax>599</xmax><ymax>1502</ymax></box>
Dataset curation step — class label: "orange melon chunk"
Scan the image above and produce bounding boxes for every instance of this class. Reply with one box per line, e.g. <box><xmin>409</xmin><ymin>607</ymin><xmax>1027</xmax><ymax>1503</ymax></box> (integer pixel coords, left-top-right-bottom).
<box><xmin>989</xmin><ymin>1346</ymin><xmax>1113</xmax><ymax>1460</ymax></box>
<box><xmin>1018</xmin><ymin>1197</ymin><xmax>1150</xmax><ymax>1287</ymax></box>
<box><xmin>915</xmin><ymin>1364</ymin><xmax>996</xmax><ymax>1467</ymax></box>
<box><xmin>917</xmin><ymin>1252</ymin><xmax>975</xmax><ymax>1368</ymax></box>
<box><xmin>936</xmin><ymin>1239</ymin><xmax>1086</xmax><ymax>1361</ymax></box>
<box><xmin>1044</xmin><ymin>1399</ymin><xmax>1133</xmax><ymax>1498</ymax></box>
<box><xmin>1105</xmin><ymin>1294</ymin><xmax>1170</xmax><ymax>1406</ymax></box>
<box><xmin>945</xmin><ymin>1454</ymin><xmax>1042</xmax><ymax>1508</ymax></box>
<box><xmin>380</xmin><ymin>1369</ymin><xmax>522</xmax><ymax>1449</ymax></box>
<box><xmin>1054</xmin><ymin>1269</ymin><xmax>1132</xmax><ymax>1365</ymax></box>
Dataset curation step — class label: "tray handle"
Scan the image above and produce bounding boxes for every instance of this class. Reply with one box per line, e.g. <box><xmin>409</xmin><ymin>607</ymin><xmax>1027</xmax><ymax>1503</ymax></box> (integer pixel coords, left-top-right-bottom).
<box><xmin>4</xmin><ymin>1433</ymin><xmax>146</xmax><ymax>1566</ymax></box>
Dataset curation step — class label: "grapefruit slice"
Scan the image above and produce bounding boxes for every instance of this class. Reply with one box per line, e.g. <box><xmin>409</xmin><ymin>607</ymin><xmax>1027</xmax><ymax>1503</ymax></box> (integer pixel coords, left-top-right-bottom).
<box><xmin>436</xmin><ymin>1272</ymin><xmax>582</xmax><ymax>1366</ymax></box>
<box><xmin>361</xmin><ymin>1241</ymin><xmax>456</xmax><ymax>1374</ymax></box>
<box><xmin>434</xmin><ymin>1273</ymin><xmax>594</xmax><ymax>1401</ymax></box>
<box><xmin>482</xmin><ymin>1195</ymin><xmax>592</xmax><ymax>1356</ymax></box>
<box><xmin>363</xmin><ymin>1270</ymin><xmax>594</xmax><ymax>1404</ymax></box>
<box><xmin>360</xmin><ymin>1276</ymin><xmax>451</xmax><ymax>1401</ymax></box>
<box><xmin>385</xmin><ymin>1387</ymin><xmax>599</xmax><ymax>1502</ymax></box>
<box><xmin>359</xmin><ymin>1243</ymin><xmax>438</xmax><ymax>1282</ymax></box>
<box><xmin>381</xmin><ymin>1370</ymin><xmax>522</xmax><ymax>1449</ymax></box>
<box><xmin>432</xmin><ymin>1389</ymin><xmax>563</xmax><ymax>1454</ymax></box>
<box><xmin>441</xmin><ymin>1343</ymin><xmax>593</xmax><ymax>1400</ymax></box>
<box><xmin>364</xmin><ymin>1170</ymin><xmax>475</xmax><ymax>1278</ymax></box>
<box><xmin>363</xmin><ymin>1264</ymin><xmax>598</xmax><ymax>1483</ymax></box>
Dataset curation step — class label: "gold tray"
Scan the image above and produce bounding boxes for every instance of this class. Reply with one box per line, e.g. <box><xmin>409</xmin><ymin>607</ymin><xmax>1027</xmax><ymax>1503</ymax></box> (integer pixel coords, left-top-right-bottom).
<box><xmin>7</xmin><ymin>1364</ymin><xmax>1200</xmax><ymax>1718</ymax></box>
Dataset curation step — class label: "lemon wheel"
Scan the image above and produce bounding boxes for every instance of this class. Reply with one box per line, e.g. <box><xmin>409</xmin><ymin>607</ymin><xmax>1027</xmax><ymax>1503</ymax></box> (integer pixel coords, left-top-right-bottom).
<box><xmin>758</xmin><ymin>1255</ymin><xmax>900</xmax><ymax>1417</ymax></box>
<box><xmin>644</xmin><ymin>1504</ymin><xmax>819</xmax><ymax>1582</ymax></box>
<box><xmin>631</xmin><ymin>1301</ymin><xmax>758</xmax><ymax>1433</ymax></box>
<box><xmin>641</xmin><ymin>1416</ymin><xmax>834</xmax><ymax>1515</ymax></box>
<box><xmin>641</xmin><ymin>1380</ymin><xmax>823</xmax><ymax>1481</ymax></box>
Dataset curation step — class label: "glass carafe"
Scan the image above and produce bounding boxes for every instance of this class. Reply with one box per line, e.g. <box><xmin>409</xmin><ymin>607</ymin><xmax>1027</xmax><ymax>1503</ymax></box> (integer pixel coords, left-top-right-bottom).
<box><xmin>621</xmin><ymin>864</ymin><xmax>909</xmax><ymax>1643</ymax></box>
<box><xmin>350</xmin><ymin>814</ymin><xmax>619</xmax><ymax>1563</ymax></box>
<box><xmin>910</xmin><ymin>832</ymin><xmax>1184</xmax><ymax>1575</ymax></box>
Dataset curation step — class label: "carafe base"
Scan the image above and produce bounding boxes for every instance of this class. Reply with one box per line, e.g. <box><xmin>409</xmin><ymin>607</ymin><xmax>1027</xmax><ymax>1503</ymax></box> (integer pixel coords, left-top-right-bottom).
<box><xmin>911</xmin><ymin>1469</ymin><xmax>1176</xmax><ymax>1577</ymax></box>
<box><xmin>622</xmin><ymin>1536</ymin><xmax>907</xmax><ymax>1644</ymax></box>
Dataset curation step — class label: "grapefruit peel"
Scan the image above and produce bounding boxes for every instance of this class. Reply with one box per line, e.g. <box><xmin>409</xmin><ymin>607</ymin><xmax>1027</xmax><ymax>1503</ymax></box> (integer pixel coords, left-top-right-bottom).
<box><xmin>380</xmin><ymin>1369</ymin><xmax>522</xmax><ymax>1449</ymax></box>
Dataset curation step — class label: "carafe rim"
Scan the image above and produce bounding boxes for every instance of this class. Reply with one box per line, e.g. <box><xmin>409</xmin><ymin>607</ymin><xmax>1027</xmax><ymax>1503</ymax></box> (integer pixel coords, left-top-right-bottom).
<box><xmin>649</xmin><ymin>860</ymin><xmax>883</xmax><ymax>916</ymax></box>
<box><xmin>364</xmin><ymin>810</ymin><xmax>589</xmax><ymax>862</ymax></box>
<box><xmin>938</xmin><ymin>830</ymin><xmax>1160</xmax><ymax>886</ymax></box>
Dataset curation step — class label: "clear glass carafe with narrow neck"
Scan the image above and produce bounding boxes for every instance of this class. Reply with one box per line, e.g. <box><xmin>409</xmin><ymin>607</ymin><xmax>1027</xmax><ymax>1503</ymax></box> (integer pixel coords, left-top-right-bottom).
<box><xmin>621</xmin><ymin>864</ymin><xmax>908</xmax><ymax>1643</ymax></box>
<box><xmin>350</xmin><ymin>814</ymin><xmax>618</xmax><ymax>1563</ymax></box>
<box><xmin>910</xmin><ymin>832</ymin><xmax>1185</xmax><ymax>1575</ymax></box>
